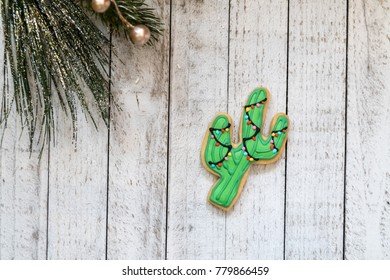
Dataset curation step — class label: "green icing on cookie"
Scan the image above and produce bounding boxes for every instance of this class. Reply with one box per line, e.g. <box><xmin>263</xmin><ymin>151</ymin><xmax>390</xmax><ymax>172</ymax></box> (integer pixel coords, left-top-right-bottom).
<box><xmin>202</xmin><ymin>87</ymin><xmax>289</xmax><ymax>210</ymax></box>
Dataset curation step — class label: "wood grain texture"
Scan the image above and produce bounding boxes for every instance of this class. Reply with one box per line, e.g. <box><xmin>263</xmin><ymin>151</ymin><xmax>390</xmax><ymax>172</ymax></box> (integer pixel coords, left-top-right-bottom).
<box><xmin>345</xmin><ymin>0</ymin><xmax>390</xmax><ymax>259</ymax></box>
<box><xmin>47</xmin><ymin>98</ymin><xmax>108</xmax><ymax>259</ymax></box>
<box><xmin>46</xmin><ymin>20</ymin><xmax>110</xmax><ymax>259</ymax></box>
<box><xmin>2</xmin><ymin>0</ymin><xmax>390</xmax><ymax>261</ymax></box>
<box><xmin>0</xmin><ymin>24</ymin><xmax>48</xmax><ymax>260</ymax></box>
<box><xmin>167</xmin><ymin>0</ymin><xmax>229</xmax><ymax>259</ymax></box>
<box><xmin>0</xmin><ymin>116</ymin><xmax>48</xmax><ymax>260</ymax></box>
<box><xmin>285</xmin><ymin>0</ymin><xmax>347</xmax><ymax>259</ymax></box>
<box><xmin>226</xmin><ymin>0</ymin><xmax>288</xmax><ymax>259</ymax></box>
<box><xmin>106</xmin><ymin>0</ymin><xmax>170</xmax><ymax>260</ymax></box>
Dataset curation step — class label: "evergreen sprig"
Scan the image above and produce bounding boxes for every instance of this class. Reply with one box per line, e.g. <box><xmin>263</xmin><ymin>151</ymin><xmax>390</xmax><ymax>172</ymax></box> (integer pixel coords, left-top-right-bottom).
<box><xmin>1</xmin><ymin>0</ymin><xmax>112</xmax><ymax>151</ymax></box>
<box><xmin>84</xmin><ymin>0</ymin><xmax>163</xmax><ymax>43</ymax></box>
<box><xmin>0</xmin><ymin>0</ymin><xmax>163</xmax><ymax>152</ymax></box>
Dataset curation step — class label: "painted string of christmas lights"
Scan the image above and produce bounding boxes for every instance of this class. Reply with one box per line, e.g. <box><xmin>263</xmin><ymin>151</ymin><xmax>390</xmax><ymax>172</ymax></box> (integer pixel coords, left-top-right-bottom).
<box><xmin>208</xmin><ymin>124</ymin><xmax>232</xmax><ymax>167</ymax></box>
<box><xmin>242</xmin><ymin>98</ymin><xmax>288</xmax><ymax>160</ymax></box>
<box><xmin>208</xmin><ymin>97</ymin><xmax>288</xmax><ymax>168</ymax></box>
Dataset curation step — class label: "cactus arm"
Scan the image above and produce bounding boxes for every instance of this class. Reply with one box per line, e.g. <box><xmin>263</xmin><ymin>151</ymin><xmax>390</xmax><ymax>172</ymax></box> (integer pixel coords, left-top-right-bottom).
<box><xmin>201</xmin><ymin>114</ymin><xmax>232</xmax><ymax>175</ymax></box>
<box><xmin>245</xmin><ymin>113</ymin><xmax>289</xmax><ymax>162</ymax></box>
<box><xmin>241</xmin><ymin>87</ymin><xmax>268</xmax><ymax>140</ymax></box>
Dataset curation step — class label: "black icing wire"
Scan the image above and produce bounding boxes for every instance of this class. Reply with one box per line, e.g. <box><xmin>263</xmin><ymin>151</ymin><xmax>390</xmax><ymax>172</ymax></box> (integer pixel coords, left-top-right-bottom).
<box><xmin>208</xmin><ymin>123</ymin><xmax>233</xmax><ymax>166</ymax></box>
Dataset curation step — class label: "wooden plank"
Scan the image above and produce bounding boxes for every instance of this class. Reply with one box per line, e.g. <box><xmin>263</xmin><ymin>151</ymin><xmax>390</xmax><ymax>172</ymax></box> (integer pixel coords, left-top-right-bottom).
<box><xmin>0</xmin><ymin>116</ymin><xmax>48</xmax><ymax>260</ymax></box>
<box><xmin>285</xmin><ymin>0</ymin><xmax>347</xmax><ymax>259</ymax></box>
<box><xmin>47</xmin><ymin>100</ymin><xmax>108</xmax><ymax>259</ymax></box>
<box><xmin>345</xmin><ymin>0</ymin><xmax>390</xmax><ymax>259</ymax></box>
<box><xmin>46</xmin><ymin>22</ymin><xmax>109</xmax><ymax>259</ymax></box>
<box><xmin>167</xmin><ymin>0</ymin><xmax>229</xmax><ymax>259</ymax></box>
<box><xmin>225</xmin><ymin>0</ymin><xmax>288</xmax><ymax>259</ymax></box>
<box><xmin>0</xmin><ymin>28</ymin><xmax>48</xmax><ymax>259</ymax></box>
<box><xmin>106</xmin><ymin>0</ymin><xmax>170</xmax><ymax>259</ymax></box>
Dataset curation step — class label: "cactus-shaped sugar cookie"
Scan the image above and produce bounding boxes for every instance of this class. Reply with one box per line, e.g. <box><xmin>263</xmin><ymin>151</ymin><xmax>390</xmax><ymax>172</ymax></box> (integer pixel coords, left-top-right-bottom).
<box><xmin>201</xmin><ymin>87</ymin><xmax>289</xmax><ymax>211</ymax></box>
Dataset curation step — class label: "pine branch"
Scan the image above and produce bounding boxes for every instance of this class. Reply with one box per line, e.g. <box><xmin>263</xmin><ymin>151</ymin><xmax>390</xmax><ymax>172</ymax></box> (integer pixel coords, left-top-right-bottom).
<box><xmin>0</xmin><ymin>0</ymin><xmax>111</xmax><ymax>150</ymax></box>
<box><xmin>82</xmin><ymin>0</ymin><xmax>163</xmax><ymax>44</ymax></box>
<box><xmin>0</xmin><ymin>0</ymin><xmax>163</xmax><ymax>153</ymax></box>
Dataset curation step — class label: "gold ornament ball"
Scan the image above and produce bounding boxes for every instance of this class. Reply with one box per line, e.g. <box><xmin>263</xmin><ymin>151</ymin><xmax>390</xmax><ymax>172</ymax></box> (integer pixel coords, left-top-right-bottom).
<box><xmin>129</xmin><ymin>25</ymin><xmax>151</xmax><ymax>46</ymax></box>
<box><xmin>91</xmin><ymin>0</ymin><xmax>111</xmax><ymax>13</ymax></box>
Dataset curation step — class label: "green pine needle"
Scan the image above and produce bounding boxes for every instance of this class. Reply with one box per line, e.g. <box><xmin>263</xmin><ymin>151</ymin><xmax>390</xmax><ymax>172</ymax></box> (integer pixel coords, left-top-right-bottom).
<box><xmin>1</xmin><ymin>0</ymin><xmax>111</xmax><ymax>150</ymax></box>
<box><xmin>0</xmin><ymin>0</ymin><xmax>163</xmax><ymax>152</ymax></box>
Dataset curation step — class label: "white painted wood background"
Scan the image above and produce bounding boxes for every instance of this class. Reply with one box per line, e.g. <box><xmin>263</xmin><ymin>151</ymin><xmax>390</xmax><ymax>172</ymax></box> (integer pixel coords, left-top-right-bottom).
<box><xmin>0</xmin><ymin>0</ymin><xmax>389</xmax><ymax>260</ymax></box>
